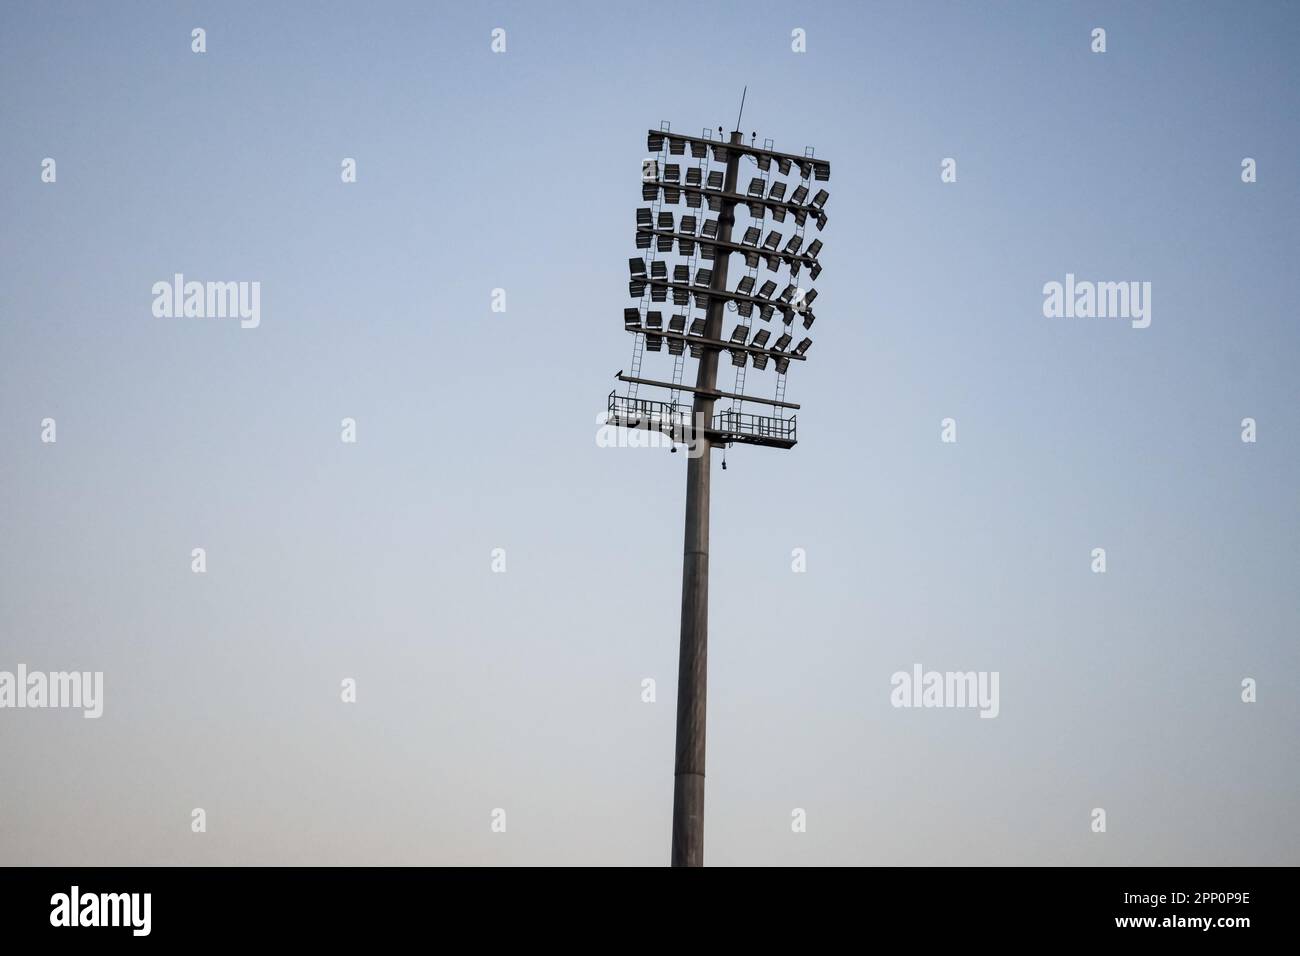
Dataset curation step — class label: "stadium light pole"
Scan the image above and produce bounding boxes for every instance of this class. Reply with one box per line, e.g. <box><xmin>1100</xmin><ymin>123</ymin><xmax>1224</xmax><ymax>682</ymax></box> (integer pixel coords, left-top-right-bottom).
<box><xmin>607</xmin><ymin>118</ymin><xmax>830</xmax><ymax>866</ymax></box>
<box><xmin>672</xmin><ymin>128</ymin><xmax>742</xmax><ymax>868</ymax></box>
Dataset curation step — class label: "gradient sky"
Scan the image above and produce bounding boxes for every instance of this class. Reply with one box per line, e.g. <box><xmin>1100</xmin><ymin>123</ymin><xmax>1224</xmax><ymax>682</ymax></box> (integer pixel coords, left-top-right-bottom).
<box><xmin>1</xmin><ymin>0</ymin><xmax>1297</xmax><ymax>865</ymax></box>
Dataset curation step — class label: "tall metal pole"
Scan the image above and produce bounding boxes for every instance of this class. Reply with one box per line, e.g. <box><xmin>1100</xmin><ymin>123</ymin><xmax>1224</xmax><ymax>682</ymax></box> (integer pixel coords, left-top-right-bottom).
<box><xmin>671</xmin><ymin>129</ymin><xmax>743</xmax><ymax>867</ymax></box>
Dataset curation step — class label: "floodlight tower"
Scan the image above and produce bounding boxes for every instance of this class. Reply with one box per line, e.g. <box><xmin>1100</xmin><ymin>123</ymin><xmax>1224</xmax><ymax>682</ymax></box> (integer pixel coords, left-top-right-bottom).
<box><xmin>607</xmin><ymin>119</ymin><xmax>830</xmax><ymax>867</ymax></box>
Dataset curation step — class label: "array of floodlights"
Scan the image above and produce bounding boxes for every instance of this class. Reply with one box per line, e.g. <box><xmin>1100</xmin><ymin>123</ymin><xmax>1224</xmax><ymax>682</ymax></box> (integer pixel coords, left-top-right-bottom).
<box><xmin>624</xmin><ymin>129</ymin><xmax>828</xmax><ymax>377</ymax></box>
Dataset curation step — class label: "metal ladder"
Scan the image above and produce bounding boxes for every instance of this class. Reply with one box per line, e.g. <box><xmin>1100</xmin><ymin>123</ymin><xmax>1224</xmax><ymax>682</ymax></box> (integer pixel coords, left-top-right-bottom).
<box><xmin>791</xmin><ymin>146</ymin><xmax>814</xmax><ymax>310</ymax></box>
<box><xmin>629</xmin><ymin>121</ymin><xmax>672</xmax><ymax>401</ymax></box>
<box><xmin>670</xmin><ymin>127</ymin><xmax>714</xmax><ymax>410</ymax></box>
<box><xmin>730</xmin><ymin>137</ymin><xmax>774</xmax><ymax>418</ymax></box>
<box><xmin>768</xmin><ymin>150</ymin><xmax>813</xmax><ymax>417</ymax></box>
<box><xmin>628</xmin><ymin>330</ymin><xmax>646</xmax><ymax>399</ymax></box>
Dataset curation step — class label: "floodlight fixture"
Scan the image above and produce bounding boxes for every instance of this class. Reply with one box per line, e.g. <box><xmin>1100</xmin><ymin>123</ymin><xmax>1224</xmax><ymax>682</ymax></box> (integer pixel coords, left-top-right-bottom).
<box><xmin>668</xmin><ymin>314</ymin><xmax>687</xmax><ymax>354</ymax></box>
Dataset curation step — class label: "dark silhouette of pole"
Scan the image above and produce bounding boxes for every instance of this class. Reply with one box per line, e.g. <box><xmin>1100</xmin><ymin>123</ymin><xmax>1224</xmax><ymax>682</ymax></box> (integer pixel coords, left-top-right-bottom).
<box><xmin>671</xmin><ymin>129</ymin><xmax>743</xmax><ymax>867</ymax></box>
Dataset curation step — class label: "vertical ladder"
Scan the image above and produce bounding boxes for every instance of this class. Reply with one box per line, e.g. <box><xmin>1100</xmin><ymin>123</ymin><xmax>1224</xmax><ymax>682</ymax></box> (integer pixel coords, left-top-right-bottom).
<box><xmin>791</xmin><ymin>146</ymin><xmax>814</xmax><ymax>309</ymax></box>
<box><xmin>628</xmin><ymin>331</ymin><xmax>646</xmax><ymax>399</ymax></box>
<box><xmin>731</xmin><ymin>284</ymin><xmax>753</xmax><ymax>416</ymax></box>
<box><xmin>769</xmin><ymin>144</ymin><xmax>815</xmax><ymax>387</ymax></box>
<box><xmin>674</xmin><ymin>127</ymin><xmax>713</xmax><ymax>409</ymax></box>
<box><xmin>731</xmin><ymin>138</ymin><xmax>774</xmax><ymax>418</ymax></box>
<box><xmin>630</xmin><ymin>121</ymin><xmax>672</xmax><ymax>401</ymax></box>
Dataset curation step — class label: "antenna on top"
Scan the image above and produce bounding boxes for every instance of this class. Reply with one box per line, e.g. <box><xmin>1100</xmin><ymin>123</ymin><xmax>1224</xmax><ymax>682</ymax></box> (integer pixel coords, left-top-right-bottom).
<box><xmin>735</xmin><ymin>86</ymin><xmax>747</xmax><ymax>131</ymax></box>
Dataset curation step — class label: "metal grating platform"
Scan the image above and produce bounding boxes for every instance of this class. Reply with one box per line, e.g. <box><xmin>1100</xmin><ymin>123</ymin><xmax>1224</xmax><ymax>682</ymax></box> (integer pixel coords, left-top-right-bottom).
<box><xmin>607</xmin><ymin>392</ymin><xmax>796</xmax><ymax>449</ymax></box>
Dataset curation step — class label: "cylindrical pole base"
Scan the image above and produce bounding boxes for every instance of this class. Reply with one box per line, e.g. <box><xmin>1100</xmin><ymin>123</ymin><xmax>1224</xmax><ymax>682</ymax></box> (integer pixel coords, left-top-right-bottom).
<box><xmin>671</xmin><ymin>770</ymin><xmax>705</xmax><ymax>867</ymax></box>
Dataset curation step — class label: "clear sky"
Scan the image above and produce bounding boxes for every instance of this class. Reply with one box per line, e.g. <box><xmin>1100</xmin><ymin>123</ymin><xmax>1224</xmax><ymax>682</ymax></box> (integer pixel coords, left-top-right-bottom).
<box><xmin>1</xmin><ymin>0</ymin><xmax>1296</xmax><ymax>865</ymax></box>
